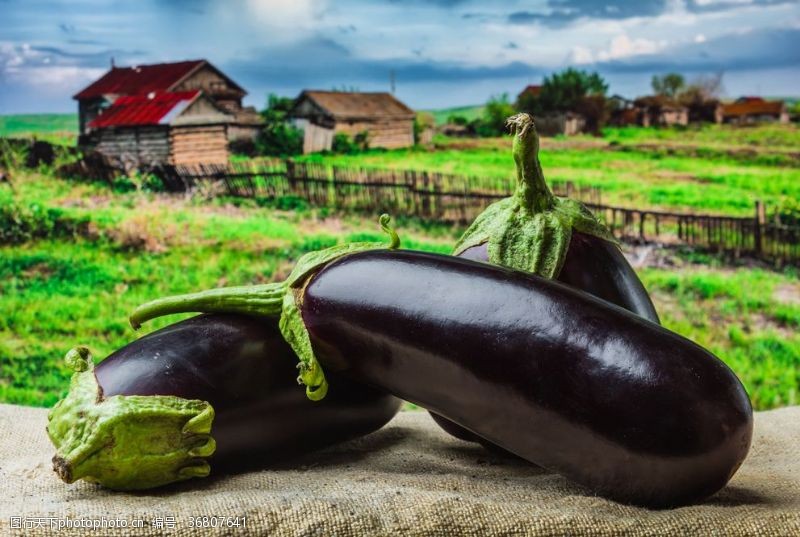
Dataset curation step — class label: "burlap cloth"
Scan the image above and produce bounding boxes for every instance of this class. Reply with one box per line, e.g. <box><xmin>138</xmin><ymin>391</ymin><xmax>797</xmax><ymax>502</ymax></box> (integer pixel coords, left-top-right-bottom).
<box><xmin>1</xmin><ymin>404</ymin><xmax>798</xmax><ymax>536</ymax></box>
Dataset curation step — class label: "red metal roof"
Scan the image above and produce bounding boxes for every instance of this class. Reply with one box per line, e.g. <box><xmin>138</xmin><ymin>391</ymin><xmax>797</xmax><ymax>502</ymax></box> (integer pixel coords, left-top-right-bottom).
<box><xmin>88</xmin><ymin>91</ymin><xmax>200</xmax><ymax>128</ymax></box>
<box><xmin>518</xmin><ymin>85</ymin><xmax>542</xmax><ymax>100</ymax></box>
<box><xmin>723</xmin><ymin>99</ymin><xmax>785</xmax><ymax>118</ymax></box>
<box><xmin>74</xmin><ymin>60</ymin><xmax>205</xmax><ymax>100</ymax></box>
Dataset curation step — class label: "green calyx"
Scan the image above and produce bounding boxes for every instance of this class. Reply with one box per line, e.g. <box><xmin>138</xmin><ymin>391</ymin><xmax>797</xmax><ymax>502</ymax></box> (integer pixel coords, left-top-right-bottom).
<box><xmin>453</xmin><ymin>113</ymin><xmax>615</xmax><ymax>279</ymax></box>
<box><xmin>130</xmin><ymin>214</ymin><xmax>401</xmax><ymax>401</ymax></box>
<box><xmin>47</xmin><ymin>347</ymin><xmax>216</xmax><ymax>490</ymax></box>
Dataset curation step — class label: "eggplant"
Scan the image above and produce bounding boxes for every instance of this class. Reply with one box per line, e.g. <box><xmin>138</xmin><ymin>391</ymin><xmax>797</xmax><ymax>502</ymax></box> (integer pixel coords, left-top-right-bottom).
<box><xmin>436</xmin><ymin>113</ymin><xmax>659</xmax><ymax>443</ymax></box>
<box><xmin>47</xmin><ymin>313</ymin><xmax>401</xmax><ymax>490</ymax></box>
<box><xmin>131</xmin><ymin>245</ymin><xmax>753</xmax><ymax>507</ymax></box>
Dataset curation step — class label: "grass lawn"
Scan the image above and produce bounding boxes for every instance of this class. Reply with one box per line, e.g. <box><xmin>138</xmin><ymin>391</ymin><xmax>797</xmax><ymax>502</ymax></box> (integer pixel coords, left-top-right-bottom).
<box><xmin>425</xmin><ymin>104</ymin><xmax>484</xmax><ymax>125</ymax></box>
<box><xmin>1</xmin><ymin>169</ymin><xmax>798</xmax><ymax>411</ymax></box>
<box><xmin>298</xmin><ymin>124</ymin><xmax>800</xmax><ymax>216</ymax></box>
<box><xmin>0</xmin><ymin>114</ymin><xmax>78</xmax><ymax>144</ymax></box>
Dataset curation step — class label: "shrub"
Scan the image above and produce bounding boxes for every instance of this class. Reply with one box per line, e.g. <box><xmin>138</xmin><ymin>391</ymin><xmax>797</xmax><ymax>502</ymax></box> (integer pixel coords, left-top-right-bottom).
<box><xmin>106</xmin><ymin>213</ymin><xmax>176</xmax><ymax>254</ymax></box>
<box><xmin>414</xmin><ymin>112</ymin><xmax>435</xmax><ymax>145</ymax></box>
<box><xmin>0</xmin><ymin>190</ymin><xmax>89</xmax><ymax>244</ymax></box>
<box><xmin>472</xmin><ymin>94</ymin><xmax>516</xmax><ymax>137</ymax></box>
<box><xmin>332</xmin><ymin>131</ymin><xmax>369</xmax><ymax>154</ymax></box>
<box><xmin>256</xmin><ymin>94</ymin><xmax>304</xmax><ymax>157</ymax></box>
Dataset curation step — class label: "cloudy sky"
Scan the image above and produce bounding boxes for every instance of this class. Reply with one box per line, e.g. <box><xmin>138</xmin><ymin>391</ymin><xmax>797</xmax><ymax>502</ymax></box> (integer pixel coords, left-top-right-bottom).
<box><xmin>1</xmin><ymin>0</ymin><xmax>798</xmax><ymax>113</ymax></box>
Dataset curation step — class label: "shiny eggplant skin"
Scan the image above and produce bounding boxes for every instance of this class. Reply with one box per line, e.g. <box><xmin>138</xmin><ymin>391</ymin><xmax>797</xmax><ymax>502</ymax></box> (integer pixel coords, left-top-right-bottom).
<box><xmin>459</xmin><ymin>231</ymin><xmax>660</xmax><ymax>324</ymax></box>
<box><xmin>300</xmin><ymin>250</ymin><xmax>753</xmax><ymax>507</ymax></box>
<box><xmin>95</xmin><ymin>314</ymin><xmax>401</xmax><ymax>471</ymax></box>
<box><xmin>444</xmin><ymin>231</ymin><xmax>661</xmax><ymax>443</ymax></box>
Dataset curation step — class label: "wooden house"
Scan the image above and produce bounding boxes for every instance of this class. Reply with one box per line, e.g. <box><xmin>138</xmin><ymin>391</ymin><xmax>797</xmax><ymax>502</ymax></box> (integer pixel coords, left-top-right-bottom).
<box><xmin>632</xmin><ymin>96</ymin><xmax>689</xmax><ymax>127</ymax></box>
<box><xmin>534</xmin><ymin>112</ymin><xmax>586</xmax><ymax>136</ymax></box>
<box><xmin>73</xmin><ymin>59</ymin><xmax>262</xmax><ymax>143</ymax></box>
<box><xmin>290</xmin><ymin>91</ymin><xmax>415</xmax><ymax>153</ymax></box>
<box><xmin>85</xmin><ymin>90</ymin><xmax>232</xmax><ymax>167</ymax></box>
<box><xmin>722</xmin><ymin>97</ymin><xmax>789</xmax><ymax>124</ymax></box>
<box><xmin>686</xmin><ymin>100</ymin><xmax>723</xmax><ymax>124</ymax></box>
<box><xmin>517</xmin><ymin>84</ymin><xmax>542</xmax><ymax>101</ymax></box>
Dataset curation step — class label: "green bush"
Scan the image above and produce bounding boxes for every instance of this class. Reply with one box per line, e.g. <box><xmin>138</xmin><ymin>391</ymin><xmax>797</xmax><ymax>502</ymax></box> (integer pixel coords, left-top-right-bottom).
<box><xmin>0</xmin><ymin>190</ymin><xmax>89</xmax><ymax>244</ymax></box>
<box><xmin>472</xmin><ymin>94</ymin><xmax>516</xmax><ymax>137</ymax></box>
<box><xmin>332</xmin><ymin>131</ymin><xmax>369</xmax><ymax>154</ymax></box>
<box><xmin>256</xmin><ymin>94</ymin><xmax>304</xmax><ymax>157</ymax></box>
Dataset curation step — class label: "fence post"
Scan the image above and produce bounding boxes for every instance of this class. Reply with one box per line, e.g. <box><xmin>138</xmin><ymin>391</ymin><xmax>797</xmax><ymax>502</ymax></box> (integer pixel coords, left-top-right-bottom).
<box><xmin>639</xmin><ymin>212</ymin><xmax>646</xmax><ymax>241</ymax></box>
<box><xmin>754</xmin><ymin>200</ymin><xmax>765</xmax><ymax>256</ymax></box>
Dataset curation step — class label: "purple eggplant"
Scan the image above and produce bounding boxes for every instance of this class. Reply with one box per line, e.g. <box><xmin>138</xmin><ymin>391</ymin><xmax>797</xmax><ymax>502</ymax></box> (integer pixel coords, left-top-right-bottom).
<box><xmin>47</xmin><ymin>314</ymin><xmax>400</xmax><ymax>490</ymax></box>
<box><xmin>130</xmin><ymin>245</ymin><xmax>753</xmax><ymax>507</ymax></box>
<box><xmin>435</xmin><ymin>113</ymin><xmax>659</xmax><ymax>443</ymax></box>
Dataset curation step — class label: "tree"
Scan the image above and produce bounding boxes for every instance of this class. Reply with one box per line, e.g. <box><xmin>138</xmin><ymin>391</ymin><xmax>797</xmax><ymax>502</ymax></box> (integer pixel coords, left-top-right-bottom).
<box><xmin>537</xmin><ymin>68</ymin><xmax>608</xmax><ymax>113</ymax></box>
<box><xmin>678</xmin><ymin>72</ymin><xmax>725</xmax><ymax>105</ymax></box>
<box><xmin>256</xmin><ymin>94</ymin><xmax>304</xmax><ymax>157</ymax></box>
<box><xmin>651</xmin><ymin>73</ymin><xmax>685</xmax><ymax>98</ymax></box>
<box><xmin>474</xmin><ymin>94</ymin><xmax>516</xmax><ymax>137</ymax></box>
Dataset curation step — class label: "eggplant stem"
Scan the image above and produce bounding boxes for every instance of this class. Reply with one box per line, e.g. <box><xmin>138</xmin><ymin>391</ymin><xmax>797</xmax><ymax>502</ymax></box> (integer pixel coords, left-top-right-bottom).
<box><xmin>130</xmin><ymin>282</ymin><xmax>286</xmax><ymax>330</ymax></box>
<box><xmin>506</xmin><ymin>113</ymin><xmax>555</xmax><ymax>214</ymax></box>
<box><xmin>128</xmin><ymin>213</ymin><xmax>403</xmax><ymax>402</ymax></box>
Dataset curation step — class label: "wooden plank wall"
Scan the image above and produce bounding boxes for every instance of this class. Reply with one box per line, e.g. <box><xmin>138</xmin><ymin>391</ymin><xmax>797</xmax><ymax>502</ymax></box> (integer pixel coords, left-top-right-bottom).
<box><xmin>301</xmin><ymin>121</ymin><xmax>335</xmax><ymax>153</ymax></box>
<box><xmin>94</xmin><ymin>126</ymin><xmax>170</xmax><ymax>167</ymax></box>
<box><xmin>334</xmin><ymin>119</ymin><xmax>414</xmax><ymax>149</ymax></box>
<box><xmin>169</xmin><ymin>125</ymin><xmax>229</xmax><ymax>165</ymax></box>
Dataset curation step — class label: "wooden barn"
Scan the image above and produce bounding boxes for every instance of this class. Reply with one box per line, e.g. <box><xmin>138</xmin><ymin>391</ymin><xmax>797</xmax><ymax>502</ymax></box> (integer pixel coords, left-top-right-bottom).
<box><xmin>290</xmin><ymin>91</ymin><xmax>415</xmax><ymax>153</ymax></box>
<box><xmin>722</xmin><ymin>97</ymin><xmax>789</xmax><ymax>124</ymax></box>
<box><xmin>85</xmin><ymin>90</ymin><xmax>232</xmax><ymax>167</ymax></box>
<box><xmin>632</xmin><ymin>96</ymin><xmax>689</xmax><ymax>127</ymax></box>
<box><xmin>534</xmin><ymin>112</ymin><xmax>586</xmax><ymax>136</ymax></box>
<box><xmin>73</xmin><ymin>59</ymin><xmax>262</xmax><ymax>143</ymax></box>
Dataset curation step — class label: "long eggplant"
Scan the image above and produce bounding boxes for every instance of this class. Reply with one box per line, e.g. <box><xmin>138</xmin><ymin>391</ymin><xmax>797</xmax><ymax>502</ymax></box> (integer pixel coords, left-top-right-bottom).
<box><xmin>47</xmin><ymin>313</ymin><xmax>401</xmax><ymax>490</ymax></box>
<box><xmin>436</xmin><ymin>113</ymin><xmax>659</xmax><ymax>442</ymax></box>
<box><xmin>130</xmin><ymin>243</ymin><xmax>753</xmax><ymax>507</ymax></box>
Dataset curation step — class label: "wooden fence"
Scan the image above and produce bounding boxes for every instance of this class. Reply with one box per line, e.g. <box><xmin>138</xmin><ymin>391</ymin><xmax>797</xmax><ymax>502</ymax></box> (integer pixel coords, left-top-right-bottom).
<box><xmin>153</xmin><ymin>160</ymin><xmax>799</xmax><ymax>266</ymax></box>
<box><xmin>587</xmin><ymin>202</ymin><xmax>799</xmax><ymax>266</ymax></box>
<box><xmin>156</xmin><ymin>159</ymin><xmax>601</xmax><ymax>224</ymax></box>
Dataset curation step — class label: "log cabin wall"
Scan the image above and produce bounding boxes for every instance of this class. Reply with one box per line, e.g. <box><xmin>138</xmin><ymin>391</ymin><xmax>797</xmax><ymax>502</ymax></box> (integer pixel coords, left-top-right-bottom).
<box><xmin>93</xmin><ymin>126</ymin><xmax>170</xmax><ymax>167</ymax></box>
<box><xmin>333</xmin><ymin>119</ymin><xmax>414</xmax><ymax>149</ymax></box>
<box><xmin>173</xmin><ymin>65</ymin><xmax>244</xmax><ymax>113</ymax></box>
<box><xmin>169</xmin><ymin>125</ymin><xmax>229</xmax><ymax>165</ymax></box>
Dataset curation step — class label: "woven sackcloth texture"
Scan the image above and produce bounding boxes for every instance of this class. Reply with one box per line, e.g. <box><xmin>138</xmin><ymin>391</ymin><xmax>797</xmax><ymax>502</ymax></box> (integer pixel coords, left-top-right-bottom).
<box><xmin>1</xmin><ymin>403</ymin><xmax>798</xmax><ymax>536</ymax></box>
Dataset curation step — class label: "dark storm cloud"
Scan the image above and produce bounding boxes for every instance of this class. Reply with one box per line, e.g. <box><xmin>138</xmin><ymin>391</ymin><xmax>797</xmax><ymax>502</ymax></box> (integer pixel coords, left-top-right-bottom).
<box><xmin>509</xmin><ymin>0</ymin><xmax>667</xmax><ymax>27</ymax></box>
<box><xmin>685</xmin><ymin>0</ymin><xmax>797</xmax><ymax>14</ymax></box>
<box><xmin>385</xmin><ymin>0</ymin><xmax>471</xmax><ymax>6</ymax></box>
<box><xmin>224</xmin><ymin>25</ymin><xmax>799</xmax><ymax>100</ymax></box>
<box><xmin>30</xmin><ymin>45</ymin><xmax>147</xmax><ymax>67</ymax></box>
<box><xmin>596</xmin><ymin>28</ymin><xmax>800</xmax><ymax>74</ymax></box>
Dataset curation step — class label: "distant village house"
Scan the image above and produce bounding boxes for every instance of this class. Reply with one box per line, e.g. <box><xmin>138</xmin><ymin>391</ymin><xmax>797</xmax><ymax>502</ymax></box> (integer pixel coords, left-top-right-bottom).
<box><xmin>535</xmin><ymin>112</ymin><xmax>586</xmax><ymax>136</ymax></box>
<box><xmin>290</xmin><ymin>91</ymin><xmax>415</xmax><ymax>154</ymax></box>
<box><xmin>517</xmin><ymin>84</ymin><xmax>542</xmax><ymax>103</ymax></box>
<box><xmin>632</xmin><ymin>96</ymin><xmax>689</xmax><ymax>127</ymax></box>
<box><xmin>73</xmin><ymin>59</ymin><xmax>263</xmax><ymax>166</ymax></box>
<box><xmin>722</xmin><ymin>97</ymin><xmax>789</xmax><ymax>124</ymax></box>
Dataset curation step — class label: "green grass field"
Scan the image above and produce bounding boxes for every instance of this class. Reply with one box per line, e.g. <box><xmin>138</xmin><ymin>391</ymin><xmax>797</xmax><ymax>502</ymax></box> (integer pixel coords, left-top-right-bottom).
<box><xmin>2</xmin><ymin>117</ymin><xmax>799</xmax><ymax>412</ymax></box>
<box><xmin>1</xmin><ymin>168</ymin><xmax>798</xmax><ymax>411</ymax></box>
<box><xmin>425</xmin><ymin>105</ymin><xmax>484</xmax><ymax>125</ymax></box>
<box><xmin>298</xmin><ymin>124</ymin><xmax>800</xmax><ymax>216</ymax></box>
<box><xmin>0</xmin><ymin>114</ymin><xmax>78</xmax><ymax>143</ymax></box>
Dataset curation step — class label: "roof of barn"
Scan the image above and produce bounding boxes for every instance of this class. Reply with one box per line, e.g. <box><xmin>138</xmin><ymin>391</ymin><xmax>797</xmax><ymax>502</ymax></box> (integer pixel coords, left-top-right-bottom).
<box><xmin>88</xmin><ymin>91</ymin><xmax>202</xmax><ymax>128</ymax></box>
<box><xmin>74</xmin><ymin>59</ymin><xmax>244</xmax><ymax>100</ymax></box>
<box><xmin>295</xmin><ymin>90</ymin><xmax>415</xmax><ymax>121</ymax></box>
